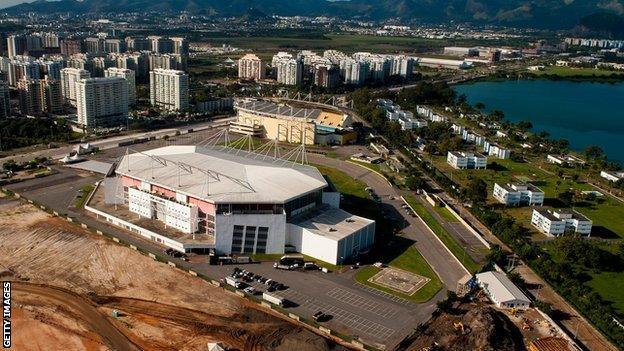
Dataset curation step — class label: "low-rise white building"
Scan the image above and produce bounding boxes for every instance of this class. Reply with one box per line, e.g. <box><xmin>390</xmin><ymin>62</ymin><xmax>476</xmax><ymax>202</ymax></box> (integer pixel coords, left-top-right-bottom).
<box><xmin>287</xmin><ymin>206</ymin><xmax>375</xmax><ymax>265</ymax></box>
<box><xmin>484</xmin><ymin>141</ymin><xmax>511</xmax><ymax>159</ymax></box>
<box><xmin>600</xmin><ymin>170</ymin><xmax>624</xmax><ymax>182</ymax></box>
<box><xmin>531</xmin><ymin>208</ymin><xmax>592</xmax><ymax>237</ymax></box>
<box><xmin>447</xmin><ymin>151</ymin><xmax>487</xmax><ymax>169</ymax></box>
<box><xmin>476</xmin><ymin>271</ymin><xmax>530</xmax><ymax>310</ymax></box>
<box><xmin>493</xmin><ymin>183</ymin><xmax>544</xmax><ymax>206</ymax></box>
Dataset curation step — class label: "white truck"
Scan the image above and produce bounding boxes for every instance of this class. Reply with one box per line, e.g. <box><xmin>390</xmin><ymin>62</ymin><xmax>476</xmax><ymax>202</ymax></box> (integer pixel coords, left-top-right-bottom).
<box><xmin>262</xmin><ymin>292</ymin><xmax>285</xmax><ymax>306</ymax></box>
<box><xmin>225</xmin><ymin>276</ymin><xmax>243</xmax><ymax>289</ymax></box>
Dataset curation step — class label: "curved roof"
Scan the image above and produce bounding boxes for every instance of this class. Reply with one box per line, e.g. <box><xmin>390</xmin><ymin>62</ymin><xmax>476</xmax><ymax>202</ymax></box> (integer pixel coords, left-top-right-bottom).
<box><xmin>116</xmin><ymin>145</ymin><xmax>327</xmax><ymax>204</ymax></box>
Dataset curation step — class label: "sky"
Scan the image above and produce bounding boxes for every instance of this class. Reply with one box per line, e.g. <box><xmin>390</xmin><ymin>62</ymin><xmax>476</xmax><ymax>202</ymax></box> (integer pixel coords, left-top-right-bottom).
<box><xmin>1</xmin><ymin>0</ymin><xmax>37</xmax><ymax>9</ymax></box>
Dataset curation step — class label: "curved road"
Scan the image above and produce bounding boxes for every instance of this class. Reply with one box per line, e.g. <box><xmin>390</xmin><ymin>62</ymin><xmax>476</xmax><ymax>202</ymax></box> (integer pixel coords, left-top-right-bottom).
<box><xmin>13</xmin><ymin>282</ymin><xmax>140</xmax><ymax>351</ymax></box>
<box><xmin>307</xmin><ymin>154</ymin><xmax>468</xmax><ymax>288</ymax></box>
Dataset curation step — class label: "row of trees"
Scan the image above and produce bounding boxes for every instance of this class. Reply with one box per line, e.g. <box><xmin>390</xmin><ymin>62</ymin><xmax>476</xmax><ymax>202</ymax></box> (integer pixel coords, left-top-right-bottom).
<box><xmin>0</xmin><ymin>118</ymin><xmax>79</xmax><ymax>151</ymax></box>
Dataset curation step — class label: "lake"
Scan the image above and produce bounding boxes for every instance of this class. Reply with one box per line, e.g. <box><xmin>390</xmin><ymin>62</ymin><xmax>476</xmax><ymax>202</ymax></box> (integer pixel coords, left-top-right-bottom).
<box><xmin>454</xmin><ymin>80</ymin><xmax>624</xmax><ymax>165</ymax></box>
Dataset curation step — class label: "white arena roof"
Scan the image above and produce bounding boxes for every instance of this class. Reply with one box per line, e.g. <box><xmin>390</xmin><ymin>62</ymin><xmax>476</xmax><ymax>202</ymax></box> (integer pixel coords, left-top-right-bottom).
<box><xmin>116</xmin><ymin>145</ymin><xmax>327</xmax><ymax>204</ymax></box>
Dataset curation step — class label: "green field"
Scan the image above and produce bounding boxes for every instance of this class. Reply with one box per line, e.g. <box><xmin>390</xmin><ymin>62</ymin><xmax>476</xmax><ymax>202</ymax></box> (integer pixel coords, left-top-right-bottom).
<box><xmin>355</xmin><ymin>246</ymin><xmax>442</xmax><ymax>303</ymax></box>
<box><xmin>435</xmin><ymin>206</ymin><xmax>458</xmax><ymax>222</ymax></box>
<box><xmin>531</xmin><ymin>66</ymin><xmax>624</xmax><ymax>78</ymax></box>
<box><xmin>432</xmin><ymin>156</ymin><xmax>624</xmax><ymax>239</ymax></box>
<box><xmin>404</xmin><ymin>195</ymin><xmax>481</xmax><ymax>273</ymax></box>
<box><xmin>586</xmin><ymin>271</ymin><xmax>624</xmax><ymax>314</ymax></box>
<box><xmin>75</xmin><ymin>184</ymin><xmax>95</xmax><ymax>208</ymax></box>
<box><xmin>196</xmin><ymin>33</ymin><xmax>525</xmax><ymax>55</ymax></box>
<box><xmin>314</xmin><ymin>164</ymin><xmax>369</xmax><ymax>199</ymax></box>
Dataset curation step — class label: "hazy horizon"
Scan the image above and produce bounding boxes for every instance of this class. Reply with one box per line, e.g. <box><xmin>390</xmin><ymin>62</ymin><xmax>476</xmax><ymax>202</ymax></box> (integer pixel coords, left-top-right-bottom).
<box><xmin>1</xmin><ymin>0</ymin><xmax>38</xmax><ymax>9</ymax></box>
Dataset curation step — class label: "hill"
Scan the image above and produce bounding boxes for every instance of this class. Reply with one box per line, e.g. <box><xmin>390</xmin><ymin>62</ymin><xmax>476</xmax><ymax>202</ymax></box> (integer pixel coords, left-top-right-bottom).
<box><xmin>6</xmin><ymin>0</ymin><xmax>624</xmax><ymax>29</ymax></box>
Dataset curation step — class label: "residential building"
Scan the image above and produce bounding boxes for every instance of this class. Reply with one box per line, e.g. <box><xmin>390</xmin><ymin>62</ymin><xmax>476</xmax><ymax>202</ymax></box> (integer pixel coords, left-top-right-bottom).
<box><xmin>600</xmin><ymin>170</ymin><xmax>624</xmax><ymax>182</ymax></box>
<box><xmin>76</xmin><ymin>77</ymin><xmax>129</xmax><ymax>127</ymax></box>
<box><xmin>104</xmin><ymin>39</ymin><xmax>126</xmax><ymax>54</ymax></box>
<box><xmin>483</xmin><ymin>141</ymin><xmax>511</xmax><ymax>159</ymax></box>
<box><xmin>493</xmin><ymin>183</ymin><xmax>544</xmax><ymax>206</ymax></box>
<box><xmin>389</xmin><ymin>55</ymin><xmax>414</xmax><ymax>78</ymax></box>
<box><xmin>531</xmin><ymin>208</ymin><xmax>592</xmax><ymax>237</ymax></box>
<box><xmin>149</xmin><ymin>69</ymin><xmax>189</xmax><ymax>111</ymax></box>
<box><xmin>476</xmin><ymin>271</ymin><xmax>530</xmax><ymax>310</ymax></box>
<box><xmin>17</xmin><ymin>78</ymin><xmax>44</xmax><ymax>116</ymax></box>
<box><xmin>105</xmin><ymin>67</ymin><xmax>136</xmax><ymax>105</ymax></box>
<box><xmin>60</xmin><ymin>68</ymin><xmax>91</xmax><ymax>106</ymax></box>
<box><xmin>238</xmin><ymin>53</ymin><xmax>265</xmax><ymax>81</ymax></box>
<box><xmin>84</xmin><ymin>37</ymin><xmax>104</xmax><ymax>54</ymax></box>
<box><xmin>0</xmin><ymin>81</ymin><xmax>9</xmax><ymax>118</ymax></box>
<box><xmin>60</xmin><ymin>39</ymin><xmax>82</xmax><ymax>56</ymax></box>
<box><xmin>125</xmin><ymin>37</ymin><xmax>151</xmax><ymax>52</ymax></box>
<box><xmin>8</xmin><ymin>61</ymin><xmax>40</xmax><ymax>86</ymax></box>
<box><xmin>148</xmin><ymin>36</ymin><xmax>174</xmax><ymax>54</ymax></box>
<box><xmin>447</xmin><ymin>151</ymin><xmax>487</xmax><ymax>169</ymax></box>
<box><xmin>275</xmin><ymin>57</ymin><xmax>303</xmax><ymax>85</ymax></box>
<box><xmin>313</xmin><ymin>64</ymin><xmax>340</xmax><ymax>89</ymax></box>
<box><xmin>7</xmin><ymin>35</ymin><xmax>27</xmax><ymax>58</ymax></box>
<box><xmin>340</xmin><ymin>59</ymin><xmax>369</xmax><ymax>85</ymax></box>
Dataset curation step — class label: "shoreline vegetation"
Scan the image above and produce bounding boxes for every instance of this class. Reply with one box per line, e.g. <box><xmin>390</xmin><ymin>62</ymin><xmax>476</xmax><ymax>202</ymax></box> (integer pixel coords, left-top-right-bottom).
<box><xmin>461</xmin><ymin>67</ymin><xmax>624</xmax><ymax>85</ymax></box>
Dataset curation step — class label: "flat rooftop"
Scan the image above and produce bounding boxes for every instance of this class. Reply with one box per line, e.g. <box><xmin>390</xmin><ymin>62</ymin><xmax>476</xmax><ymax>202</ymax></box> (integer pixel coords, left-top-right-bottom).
<box><xmin>116</xmin><ymin>145</ymin><xmax>327</xmax><ymax>204</ymax></box>
<box><xmin>235</xmin><ymin>99</ymin><xmax>321</xmax><ymax>120</ymax></box>
<box><xmin>476</xmin><ymin>271</ymin><xmax>529</xmax><ymax>304</ymax></box>
<box><xmin>291</xmin><ymin>206</ymin><xmax>374</xmax><ymax>241</ymax></box>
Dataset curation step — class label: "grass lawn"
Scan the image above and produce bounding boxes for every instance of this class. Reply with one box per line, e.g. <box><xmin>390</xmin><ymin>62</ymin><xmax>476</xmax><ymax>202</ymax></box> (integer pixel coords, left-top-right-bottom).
<box><xmin>314</xmin><ymin>164</ymin><xmax>369</xmax><ymax>199</ymax></box>
<box><xmin>586</xmin><ymin>271</ymin><xmax>624</xmax><ymax>314</ymax></box>
<box><xmin>404</xmin><ymin>195</ymin><xmax>481</xmax><ymax>273</ymax></box>
<box><xmin>435</xmin><ymin>206</ymin><xmax>458</xmax><ymax>222</ymax></box>
<box><xmin>355</xmin><ymin>246</ymin><xmax>442</xmax><ymax>303</ymax></box>
<box><xmin>348</xmin><ymin>160</ymin><xmax>384</xmax><ymax>175</ymax></box>
<box><xmin>432</xmin><ymin>156</ymin><xmax>624</xmax><ymax>238</ymax></box>
<box><xmin>75</xmin><ymin>184</ymin><xmax>95</xmax><ymax>208</ymax></box>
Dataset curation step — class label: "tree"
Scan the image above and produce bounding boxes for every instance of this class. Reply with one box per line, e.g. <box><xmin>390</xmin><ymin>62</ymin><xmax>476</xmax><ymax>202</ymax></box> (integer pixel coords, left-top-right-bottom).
<box><xmin>475</xmin><ymin>102</ymin><xmax>485</xmax><ymax>110</ymax></box>
<box><xmin>516</xmin><ymin>120</ymin><xmax>533</xmax><ymax>131</ymax></box>
<box><xmin>406</xmin><ymin>176</ymin><xmax>426</xmax><ymax>191</ymax></box>
<box><xmin>485</xmin><ymin>245</ymin><xmax>506</xmax><ymax>267</ymax></box>
<box><xmin>585</xmin><ymin>145</ymin><xmax>604</xmax><ymax>160</ymax></box>
<box><xmin>463</xmin><ymin>178</ymin><xmax>488</xmax><ymax>204</ymax></box>
<box><xmin>557</xmin><ymin>190</ymin><xmax>574</xmax><ymax>207</ymax></box>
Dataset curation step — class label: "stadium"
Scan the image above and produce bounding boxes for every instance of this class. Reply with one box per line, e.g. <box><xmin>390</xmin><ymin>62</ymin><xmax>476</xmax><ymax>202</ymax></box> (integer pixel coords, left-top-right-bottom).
<box><xmin>86</xmin><ymin>144</ymin><xmax>375</xmax><ymax>264</ymax></box>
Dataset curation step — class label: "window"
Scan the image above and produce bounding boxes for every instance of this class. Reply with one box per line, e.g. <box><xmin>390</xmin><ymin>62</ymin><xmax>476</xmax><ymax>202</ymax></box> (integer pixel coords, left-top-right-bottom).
<box><xmin>243</xmin><ymin>226</ymin><xmax>257</xmax><ymax>253</ymax></box>
<box><xmin>231</xmin><ymin>225</ymin><xmax>244</xmax><ymax>253</ymax></box>
<box><xmin>256</xmin><ymin>227</ymin><xmax>268</xmax><ymax>254</ymax></box>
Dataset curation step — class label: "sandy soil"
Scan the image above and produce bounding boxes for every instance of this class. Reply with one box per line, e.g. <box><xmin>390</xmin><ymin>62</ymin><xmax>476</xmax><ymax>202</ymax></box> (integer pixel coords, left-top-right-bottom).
<box><xmin>0</xmin><ymin>198</ymin><xmax>344</xmax><ymax>351</ymax></box>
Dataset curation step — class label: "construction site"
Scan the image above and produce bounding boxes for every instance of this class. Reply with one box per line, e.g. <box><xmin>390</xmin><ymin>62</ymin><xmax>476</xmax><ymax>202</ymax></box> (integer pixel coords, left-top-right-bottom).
<box><xmin>0</xmin><ymin>194</ymin><xmax>346</xmax><ymax>351</ymax></box>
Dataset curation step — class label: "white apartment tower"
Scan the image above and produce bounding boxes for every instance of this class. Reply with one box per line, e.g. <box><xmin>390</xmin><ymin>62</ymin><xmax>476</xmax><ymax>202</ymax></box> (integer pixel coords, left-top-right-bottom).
<box><xmin>275</xmin><ymin>57</ymin><xmax>303</xmax><ymax>85</ymax></box>
<box><xmin>105</xmin><ymin>67</ymin><xmax>136</xmax><ymax>105</ymax></box>
<box><xmin>149</xmin><ymin>69</ymin><xmax>189</xmax><ymax>111</ymax></box>
<box><xmin>60</xmin><ymin>68</ymin><xmax>91</xmax><ymax>107</ymax></box>
<box><xmin>238</xmin><ymin>53</ymin><xmax>265</xmax><ymax>81</ymax></box>
<box><xmin>76</xmin><ymin>77</ymin><xmax>129</xmax><ymax>127</ymax></box>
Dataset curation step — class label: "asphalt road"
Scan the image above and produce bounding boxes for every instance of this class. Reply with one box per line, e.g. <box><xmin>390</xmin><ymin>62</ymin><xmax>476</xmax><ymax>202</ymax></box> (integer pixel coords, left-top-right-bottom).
<box><xmin>307</xmin><ymin>154</ymin><xmax>468</xmax><ymax>287</ymax></box>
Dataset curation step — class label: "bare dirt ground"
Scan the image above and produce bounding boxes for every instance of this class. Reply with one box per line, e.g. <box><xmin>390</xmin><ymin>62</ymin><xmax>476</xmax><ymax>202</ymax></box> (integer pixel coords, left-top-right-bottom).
<box><xmin>0</xmin><ymin>198</ymin><xmax>344</xmax><ymax>351</ymax></box>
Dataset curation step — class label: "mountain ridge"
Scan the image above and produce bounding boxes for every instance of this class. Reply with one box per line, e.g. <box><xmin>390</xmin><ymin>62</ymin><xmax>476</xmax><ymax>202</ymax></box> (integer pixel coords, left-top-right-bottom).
<box><xmin>5</xmin><ymin>0</ymin><xmax>624</xmax><ymax>31</ymax></box>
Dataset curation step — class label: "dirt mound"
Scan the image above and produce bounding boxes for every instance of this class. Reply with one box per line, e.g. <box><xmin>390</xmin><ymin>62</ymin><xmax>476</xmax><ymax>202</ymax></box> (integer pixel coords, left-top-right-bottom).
<box><xmin>408</xmin><ymin>305</ymin><xmax>525</xmax><ymax>351</ymax></box>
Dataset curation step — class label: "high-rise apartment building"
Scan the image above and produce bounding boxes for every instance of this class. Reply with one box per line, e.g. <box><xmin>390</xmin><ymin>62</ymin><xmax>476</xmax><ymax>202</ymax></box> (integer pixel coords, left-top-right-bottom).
<box><xmin>0</xmin><ymin>81</ymin><xmax>9</xmax><ymax>118</ymax></box>
<box><xmin>7</xmin><ymin>35</ymin><xmax>27</xmax><ymax>58</ymax></box>
<box><xmin>60</xmin><ymin>39</ymin><xmax>82</xmax><ymax>56</ymax></box>
<box><xmin>149</xmin><ymin>69</ymin><xmax>189</xmax><ymax>111</ymax></box>
<box><xmin>60</xmin><ymin>67</ymin><xmax>91</xmax><ymax>106</ymax></box>
<box><xmin>313</xmin><ymin>64</ymin><xmax>340</xmax><ymax>89</ymax></box>
<box><xmin>17</xmin><ymin>78</ymin><xmax>44</xmax><ymax>116</ymax></box>
<box><xmin>105</xmin><ymin>67</ymin><xmax>136</xmax><ymax>105</ymax></box>
<box><xmin>238</xmin><ymin>53</ymin><xmax>265</xmax><ymax>81</ymax></box>
<box><xmin>76</xmin><ymin>77</ymin><xmax>129</xmax><ymax>127</ymax></box>
<box><xmin>275</xmin><ymin>57</ymin><xmax>303</xmax><ymax>85</ymax></box>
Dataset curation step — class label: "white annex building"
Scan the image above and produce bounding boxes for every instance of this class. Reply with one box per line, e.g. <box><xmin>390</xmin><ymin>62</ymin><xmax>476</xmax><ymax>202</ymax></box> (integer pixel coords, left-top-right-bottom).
<box><xmin>88</xmin><ymin>145</ymin><xmax>375</xmax><ymax>264</ymax></box>
<box><xmin>476</xmin><ymin>271</ymin><xmax>530</xmax><ymax>310</ymax></box>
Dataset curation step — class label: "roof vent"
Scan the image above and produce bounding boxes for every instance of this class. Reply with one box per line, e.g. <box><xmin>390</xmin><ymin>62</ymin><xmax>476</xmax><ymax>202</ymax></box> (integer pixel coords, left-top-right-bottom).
<box><xmin>345</xmin><ymin>218</ymin><xmax>355</xmax><ymax>223</ymax></box>
<box><xmin>328</xmin><ymin>227</ymin><xmax>337</xmax><ymax>232</ymax></box>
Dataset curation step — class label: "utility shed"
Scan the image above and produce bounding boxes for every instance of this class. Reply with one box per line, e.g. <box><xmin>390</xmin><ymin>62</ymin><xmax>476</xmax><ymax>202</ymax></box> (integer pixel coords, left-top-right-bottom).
<box><xmin>476</xmin><ymin>271</ymin><xmax>530</xmax><ymax>310</ymax></box>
